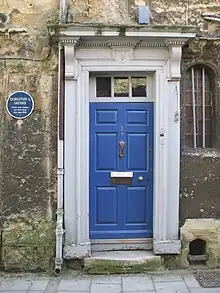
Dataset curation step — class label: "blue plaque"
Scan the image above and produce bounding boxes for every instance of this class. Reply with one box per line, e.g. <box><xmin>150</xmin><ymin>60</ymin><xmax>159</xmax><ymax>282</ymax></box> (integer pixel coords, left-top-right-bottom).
<box><xmin>6</xmin><ymin>91</ymin><xmax>34</xmax><ymax>119</ymax></box>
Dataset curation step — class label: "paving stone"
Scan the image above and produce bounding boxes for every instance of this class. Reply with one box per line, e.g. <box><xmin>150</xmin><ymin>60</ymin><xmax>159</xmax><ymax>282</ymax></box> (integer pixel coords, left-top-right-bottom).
<box><xmin>0</xmin><ymin>279</ymin><xmax>31</xmax><ymax>291</ymax></box>
<box><xmin>123</xmin><ymin>291</ymin><xmax>156</xmax><ymax>293</ymax></box>
<box><xmin>182</xmin><ymin>275</ymin><xmax>201</xmax><ymax>288</ymax></box>
<box><xmin>58</xmin><ymin>279</ymin><xmax>91</xmax><ymax>291</ymax></box>
<box><xmin>189</xmin><ymin>289</ymin><xmax>220</xmax><ymax>293</ymax></box>
<box><xmin>122</xmin><ymin>276</ymin><xmax>154</xmax><ymax>292</ymax></box>
<box><xmin>92</xmin><ymin>275</ymin><xmax>121</xmax><ymax>284</ymax></box>
<box><xmin>152</xmin><ymin>275</ymin><xmax>183</xmax><ymax>282</ymax></box>
<box><xmin>0</xmin><ymin>291</ymin><xmax>28</xmax><ymax>293</ymax></box>
<box><xmin>154</xmin><ymin>281</ymin><xmax>190</xmax><ymax>293</ymax></box>
<box><xmin>28</xmin><ymin>291</ymin><xmax>45</xmax><ymax>293</ymax></box>
<box><xmin>58</xmin><ymin>291</ymin><xmax>88</xmax><ymax>293</ymax></box>
<box><xmin>90</xmin><ymin>283</ymin><xmax>121</xmax><ymax>293</ymax></box>
<box><xmin>29</xmin><ymin>280</ymin><xmax>49</xmax><ymax>291</ymax></box>
<box><xmin>189</xmin><ymin>289</ymin><xmax>215</xmax><ymax>293</ymax></box>
<box><xmin>45</xmin><ymin>279</ymin><xmax>60</xmax><ymax>293</ymax></box>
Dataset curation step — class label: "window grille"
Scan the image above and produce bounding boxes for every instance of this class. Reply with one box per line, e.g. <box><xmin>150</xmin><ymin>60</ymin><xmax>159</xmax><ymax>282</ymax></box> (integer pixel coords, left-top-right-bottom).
<box><xmin>184</xmin><ymin>66</ymin><xmax>213</xmax><ymax>148</ymax></box>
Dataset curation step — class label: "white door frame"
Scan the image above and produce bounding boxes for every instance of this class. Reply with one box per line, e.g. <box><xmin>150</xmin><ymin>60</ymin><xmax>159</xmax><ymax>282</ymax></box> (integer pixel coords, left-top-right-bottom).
<box><xmin>58</xmin><ymin>26</ymin><xmax>196</xmax><ymax>258</ymax></box>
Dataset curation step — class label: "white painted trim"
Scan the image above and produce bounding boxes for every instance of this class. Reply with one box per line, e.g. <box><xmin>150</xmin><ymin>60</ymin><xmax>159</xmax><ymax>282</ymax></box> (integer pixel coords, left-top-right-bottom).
<box><xmin>64</xmin><ymin>78</ymin><xmax>77</xmax><ymax>245</ymax></box>
<box><xmin>125</xmin><ymin>32</ymin><xmax>196</xmax><ymax>38</ymax></box>
<box><xmin>92</xmin><ymin>238</ymin><xmax>153</xmax><ymax>252</ymax></box>
<box><xmin>62</xmin><ymin>34</ymin><xmax>188</xmax><ymax>258</ymax></box>
<box><xmin>56</xmin><ymin>26</ymin><xmax>195</xmax><ymax>40</ymax></box>
<box><xmin>153</xmin><ymin>240</ymin><xmax>181</xmax><ymax>254</ymax></box>
<box><xmin>60</xmin><ymin>30</ymin><xmax>195</xmax><ymax>38</ymax></box>
<box><xmin>82</xmin><ymin>63</ymin><xmax>165</xmax><ymax>71</ymax></box>
<box><xmin>91</xmin><ymin>238</ymin><xmax>152</xmax><ymax>244</ymax></box>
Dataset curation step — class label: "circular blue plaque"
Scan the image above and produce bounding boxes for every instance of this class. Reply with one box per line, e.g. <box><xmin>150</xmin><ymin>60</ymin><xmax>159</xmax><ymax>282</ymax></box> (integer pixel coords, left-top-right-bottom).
<box><xmin>6</xmin><ymin>91</ymin><xmax>34</xmax><ymax>119</ymax></box>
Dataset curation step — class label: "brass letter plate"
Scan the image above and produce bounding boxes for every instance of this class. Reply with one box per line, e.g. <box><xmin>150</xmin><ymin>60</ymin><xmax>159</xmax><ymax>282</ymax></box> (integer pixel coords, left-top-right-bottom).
<box><xmin>111</xmin><ymin>177</ymin><xmax>132</xmax><ymax>185</ymax></box>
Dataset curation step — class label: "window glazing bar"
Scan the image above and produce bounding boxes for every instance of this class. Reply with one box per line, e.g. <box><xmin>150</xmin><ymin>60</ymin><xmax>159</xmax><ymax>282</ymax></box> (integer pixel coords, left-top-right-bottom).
<box><xmin>202</xmin><ymin>68</ymin><xmax>206</xmax><ymax>148</ymax></box>
<box><xmin>191</xmin><ymin>67</ymin><xmax>197</xmax><ymax>148</ymax></box>
<box><xmin>111</xmin><ymin>76</ymin><xmax>114</xmax><ymax>98</ymax></box>
<box><xmin>129</xmin><ymin>76</ymin><xmax>132</xmax><ymax>98</ymax></box>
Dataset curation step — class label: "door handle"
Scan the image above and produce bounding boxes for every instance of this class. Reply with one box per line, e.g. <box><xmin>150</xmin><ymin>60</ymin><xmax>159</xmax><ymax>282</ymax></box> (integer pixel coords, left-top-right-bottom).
<box><xmin>119</xmin><ymin>140</ymin><xmax>125</xmax><ymax>157</ymax></box>
<box><xmin>138</xmin><ymin>176</ymin><xmax>148</xmax><ymax>182</ymax></box>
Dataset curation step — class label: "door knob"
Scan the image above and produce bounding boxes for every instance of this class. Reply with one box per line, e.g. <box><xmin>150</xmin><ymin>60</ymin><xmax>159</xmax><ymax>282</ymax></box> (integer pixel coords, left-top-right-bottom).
<box><xmin>138</xmin><ymin>176</ymin><xmax>144</xmax><ymax>181</ymax></box>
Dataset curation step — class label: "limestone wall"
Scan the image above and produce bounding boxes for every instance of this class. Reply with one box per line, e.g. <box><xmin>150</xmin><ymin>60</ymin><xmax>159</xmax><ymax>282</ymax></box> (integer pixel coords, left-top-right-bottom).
<box><xmin>1</xmin><ymin>0</ymin><xmax>220</xmax><ymax>270</ymax></box>
<box><xmin>0</xmin><ymin>0</ymin><xmax>58</xmax><ymax>270</ymax></box>
<box><xmin>67</xmin><ymin>0</ymin><xmax>220</xmax><ymax>34</ymax></box>
<box><xmin>179</xmin><ymin>40</ymin><xmax>220</xmax><ymax>226</ymax></box>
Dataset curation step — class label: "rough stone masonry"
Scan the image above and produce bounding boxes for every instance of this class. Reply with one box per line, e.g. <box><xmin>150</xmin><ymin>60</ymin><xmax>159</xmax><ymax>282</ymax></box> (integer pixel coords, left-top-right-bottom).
<box><xmin>1</xmin><ymin>0</ymin><xmax>220</xmax><ymax>271</ymax></box>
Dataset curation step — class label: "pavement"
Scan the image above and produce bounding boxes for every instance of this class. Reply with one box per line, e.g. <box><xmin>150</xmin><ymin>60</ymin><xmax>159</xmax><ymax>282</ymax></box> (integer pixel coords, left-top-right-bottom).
<box><xmin>0</xmin><ymin>271</ymin><xmax>219</xmax><ymax>293</ymax></box>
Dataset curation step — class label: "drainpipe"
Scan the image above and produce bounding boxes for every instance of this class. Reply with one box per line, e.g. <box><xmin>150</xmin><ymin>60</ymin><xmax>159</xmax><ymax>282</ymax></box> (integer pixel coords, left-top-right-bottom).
<box><xmin>54</xmin><ymin>0</ymin><xmax>67</xmax><ymax>275</ymax></box>
<box><xmin>54</xmin><ymin>44</ymin><xmax>65</xmax><ymax>276</ymax></box>
<box><xmin>60</xmin><ymin>0</ymin><xmax>68</xmax><ymax>24</ymax></box>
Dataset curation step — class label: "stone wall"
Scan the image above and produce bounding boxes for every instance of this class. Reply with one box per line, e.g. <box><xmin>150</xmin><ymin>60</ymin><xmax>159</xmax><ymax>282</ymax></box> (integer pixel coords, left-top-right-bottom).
<box><xmin>179</xmin><ymin>40</ymin><xmax>220</xmax><ymax>226</ymax></box>
<box><xmin>1</xmin><ymin>0</ymin><xmax>220</xmax><ymax>271</ymax></box>
<box><xmin>67</xmin><ymin>0</ymin><xmax>220</xmax><ymax>34</ymax></box>
<box><xmin>0</xmin><ymin>0</ymin><xmax>58</xmax><ymax>270</ymax></box>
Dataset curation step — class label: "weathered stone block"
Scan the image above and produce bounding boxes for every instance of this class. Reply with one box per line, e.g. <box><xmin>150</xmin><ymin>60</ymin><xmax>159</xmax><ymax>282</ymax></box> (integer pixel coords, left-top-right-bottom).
<box><xmin>84</xmin><ymin>252</ymin><xmax>162</xmax><ymax>274</ymax></box>
<box><xmin>2</xmin><ymin>245</ymin><xmax>54</xmax><ymax>271</ymax></box>
<box><xmin>2</xmin><ymin>217</ymin><xmax>55</xmax><ymax>271</ymax></box>
<box><xmin>180</xmin><ymin>152</ymin><xmax>220</xmax><ymax>225</ymax></box>
<box><xmin>180</xmin><ymin>218</ymin><xmax>220</xmax><ymax>268</ymax></box>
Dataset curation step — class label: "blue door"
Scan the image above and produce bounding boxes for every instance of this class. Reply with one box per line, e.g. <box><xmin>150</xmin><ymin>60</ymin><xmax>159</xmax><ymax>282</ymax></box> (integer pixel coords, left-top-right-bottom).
<box><xmin>89</xmin><ymin>103</ymin><xmax>154</xmax><ymax>239</ymax></box>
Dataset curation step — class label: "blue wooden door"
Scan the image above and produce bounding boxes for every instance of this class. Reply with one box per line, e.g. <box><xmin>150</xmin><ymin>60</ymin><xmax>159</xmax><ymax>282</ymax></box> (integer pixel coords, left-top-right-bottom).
<box><xmin>89</xmin><ymin>103</ymin><xmax>154</xmax><ymax>239</ymax></box>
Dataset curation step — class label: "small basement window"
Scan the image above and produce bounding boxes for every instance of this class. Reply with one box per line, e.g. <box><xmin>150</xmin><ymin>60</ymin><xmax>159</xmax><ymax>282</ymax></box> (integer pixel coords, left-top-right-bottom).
<box><xmin>188</xmin><ymin>239</ymin><xmax>207</xmax><ymax>265</ymax></box>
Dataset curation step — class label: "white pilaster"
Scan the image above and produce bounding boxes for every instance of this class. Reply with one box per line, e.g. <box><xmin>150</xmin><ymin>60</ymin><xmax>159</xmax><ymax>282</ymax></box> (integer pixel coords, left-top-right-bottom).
<box><xmin>75</xmin><ymin>69</ymin><xmax>91</xmax><ymax>254</ymax></box>
<box><xmin>153</xmin><ymin>42</ymin><xmax>183</xmax><ymax>254</ymax></box>
<box><xmin>64</xmin><ymin>44</ymin><xmax>77</xmax><ymax>246</ymax></box>
<box><xmin>153</xmin><ymin>69</ymin><xmax>166</xmax><ymax>241</ymax></box>
<box><xmin>63</xmin><ymin>42</ymin><xmax>91</xmax><ymax>259</ymax></box>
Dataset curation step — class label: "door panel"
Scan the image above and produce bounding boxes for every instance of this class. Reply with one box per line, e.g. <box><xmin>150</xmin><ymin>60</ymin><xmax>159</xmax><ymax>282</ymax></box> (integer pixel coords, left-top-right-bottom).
<box><xmin>126</xmin><ymin>110</ymin><xmax>149</xmax><ymax>125</ymax></box>
<box><xmin>96</xmin><ymin>133</ymin><xmax>118</xmax><ymax>170</ymax></box>
<box><xmin>90</xmin><ymin>103</ymin><xmax>153</xmax><ymax>239</ymax></box>
<box><xmin>126</xmin><ymin>187</ymin><xmax>147</xmax><ymax>224</ymax></box>
<box><xmin>96</xmin><ymin>109</ymin><xmax>118</xmax><ymax>124</ymax></box>
<box><xmin>96</xmin><ymin>187</ymin><xmax>118</xmax><ymax>224</ymax></box>
<box><xmin>127</xmin><ymin>133</ymin><xmax>149</xmax><ymax>170</ymax></box>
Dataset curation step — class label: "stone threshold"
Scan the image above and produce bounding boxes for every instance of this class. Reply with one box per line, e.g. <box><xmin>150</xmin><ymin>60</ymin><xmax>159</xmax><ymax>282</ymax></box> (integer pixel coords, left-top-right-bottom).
<box><xmin>83</xmin><ymin>250</ymin><xmax>163</xmax><ymax>274</ymax></box>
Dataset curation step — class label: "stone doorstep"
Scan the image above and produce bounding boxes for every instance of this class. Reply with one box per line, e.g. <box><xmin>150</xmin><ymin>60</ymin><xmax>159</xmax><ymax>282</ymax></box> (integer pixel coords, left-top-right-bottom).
<box><xmin>83</xmin><ymin>251</ymin><xmax>162</xmax><ymax>274</ymax></box>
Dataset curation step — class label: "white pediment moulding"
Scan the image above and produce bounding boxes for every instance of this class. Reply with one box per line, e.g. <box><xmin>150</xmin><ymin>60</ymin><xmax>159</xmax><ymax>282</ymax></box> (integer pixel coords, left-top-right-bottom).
<box><xmin>112</xmin><ymin>47</ymin><xmax>134</xmax><ymax>63</ymax></box>
<box><xmin>53</xmin><ymin>24</ymin><xmax>196</xmax><ymax>48</ymax></box>
<box><xmin>50</xmin><ymin>24</ymin><xmax>195</xmax><ymax>38</ymax></box>
<box><xmin>60</xmin><ymin>38</ymin><xmax>188</xmax><ymax>48</ymax></box>
<box><xmin>63</xmin><ymin>38</ymin><xmax>186</xmax><ymax>80</ymax></box>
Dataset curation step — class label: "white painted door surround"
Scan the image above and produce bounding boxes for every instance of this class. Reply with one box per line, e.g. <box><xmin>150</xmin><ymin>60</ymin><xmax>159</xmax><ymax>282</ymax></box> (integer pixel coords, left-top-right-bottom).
<box><xmin>55</xmin><ymin>25</ymin><xmax>196</xmax><ymax>259</ymax></box>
